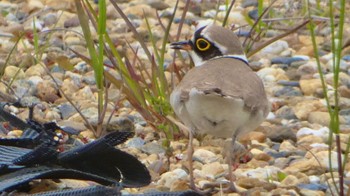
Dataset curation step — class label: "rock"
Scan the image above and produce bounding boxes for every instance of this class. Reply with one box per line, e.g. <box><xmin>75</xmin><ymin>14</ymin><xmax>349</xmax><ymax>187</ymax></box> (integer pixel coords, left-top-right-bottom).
<box><xmin>27</xmin><ymin>76</ymin><xmax>43</xmax><ymax>87</ymax></box>
<box><xmin>61</xmin><ymin>79</ymin><xmax>80</xmax><ymax>98</ymax></box>
<box><xmin>339</xmin><ymin>86</ymin><xmax>350</xmax><ymax>98</ymax></box>
<box><xmin>147</xmin><ymin>0</ymin><xmax>169</xmax><ymax>10</ymax></box>
<box><xmin>308</xmin><ymin>111</ymin><xmax>330</xmax><ymax>126</ymax></box>
<box><xmin>296</xmin><ymin>61</ymin><xmax>318</xmax><ymax>76</ymax></box>
<box><xmin>280</xmin><ymin>175</ymin><xmax>300</xmax><ymax>187</ymax></box>
<box><xmin>44</xmin><ymin>110</ymin><xmax>61</xmax><ymax>121</ymax></box>
<box><xmin>259</xmin><ymin>40</ymin><xmax>289</xmax><ymax>57</ymax></box>
<box><xmin>193</xmin><ymin>149</ymin><xmax>218</xmax><ymax>164</ymax></box>
<box><xmin>275</xmin><ymin>105</ymin><xmax>298</xmax><ymax>119</ymax></box>
<box><xmin>3</xmin><ymin>66</ymin><xmax>25</xmax><ymax>81</ymax></box>
<box><xmin>248</xmin><ymin>9</ymin><xmax>258</xmax><ymax>20</ymax></box>
<box><xmin>27</xmin><ymin>0</ymin><xmax>44</xmax><ymax>11</ymax></box>
<box><xmin>201</xmin><ymin>162</ymin><xmax>225</xmax><ymax>178</ymax></box>
<box><xmin>234</xmin><ymin>166</ymin><xmax>281</xmax><ymax>179</ymax></box>
<box><xmin>266</xmin><ymin>127</ymin><xmax>297</xmax><ymax>143</ymax></box>
<box><xmin>293</xmin><ymin>99</ymin><xmax>324</xmax><ymax>120</ymax></box>
<box><xmin>296</xmin><ymin>127</ymin><xmax>329</xmax><ymax>140</ymax></box>
<box><xmin>273</xmin><ymin>86</ymin><xmax>303</xmax><ymax>97</ymax></box>
<box><xmin>36</xmin><ymin>81</ymin><xmax>60</xmax><ymax>103</ymax></box>
<box><xmin>42</xmin><ymin>13</ymin><xmax>58</xmax><ymax>26</ymax></box>
<box><xmin>298</xmin><ymin>183</ymin><xmax>328</xmax><ymax>191</ymax></box>
<box><xmin>25</xmin><ymin>64</ymin><xmax>46</xmax><ymax>77</ymax></box>
<box><xmin>299</xmin><ymin>189</ymin><xmax>326</xmax><ymax>196</ymax></box>
<box><xmin>271</xmin><ymin>56</ymin><xmax>308</xmax><ymax>65</ymax></box>
<box><xmin>279</xmin><ymin>140</ymin><xmax>297</xmax><ymax>152</ymax></box>
<box><xmin>241</xmin><ymin>0</ymin><xmax>258</xmax><ymax>8</ymax></box>
<box><xmin>257</xmin><ymin>67</ymin><xmax>288</xmax><ymax>83</ymax></box>
<box><xmin>58</xmin><ymin>103</ymin><xmax>76</xmax><ymax>119</ymax></box>
<box><xmin>254</xmin><ymin>152</ymin><xmax>273</xmax><ymax>162</ymax></box>
<box><xmin>158</xmin><ymin>168</ymin><xmax>188</xmax><ymax>188</ymax></box>
<box><xmin>299</xmin><ymin>79</ymin><xmax>323</xmax><ymax>95</ymax></box>
<box><xmin>343</xmin><ymin>55</ymin><xmax>350</xmax><ymax>61</ymax></box>
<box><xmin>240</xmin><ymin>131</ymin><xmax>266</xmax><ymax>144</ymax></box>
<box><xmin>124</xmin><ymin>4</ymin><xmax>155</xmax><ymax>18</ymax></box>
<box><xmin>170</xmin><ymin>180</ymin><xmax>189</xmax><ymax>191</ymax></box>
<box><xmin>284</xmin><ymin>151</ymin><xmax>341</xmax><ymax>174</ymax></box>
<box><xmin>141</xmin><ymin>142</ymin><xmax>165</xmax><ymax>154</ymax></box>
<box><xmin>126</xmin><ymin>137</ymin><xmax>145</xmax><ymax>148</ymax></box>
<box><xmin>265</xmin><ymin>149</ymin><xmax>292</xmax><ymax>159</ymax></box>
<box><xmin>327</xmin><ymin>59</ymin><xmax>349</xmax><ymax>71</ymax></box>
<box><xmin>236</xmin><ymin>177</ymin><xmax>277</xmax><ymax>190</ymax></box>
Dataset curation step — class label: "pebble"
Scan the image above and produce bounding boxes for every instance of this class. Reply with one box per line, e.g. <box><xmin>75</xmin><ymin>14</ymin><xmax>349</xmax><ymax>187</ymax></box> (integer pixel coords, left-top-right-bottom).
<box><xmin>57</xmin><ymin>103</ymin><xmax>76</xmax><ymax>119</ymax></box>
<box><xmin>141</xmin><ymin>142</ymin><xmax>165</xmax><ymax>154</ymax></box>
<box><xmin>271</xmin><ymin>56</ymin><xmax>308</xmax><ymax>65</ymax></box>
<box><xmin>266</xmin><ymin>127</ymin><xmax>297</xmax><ymax>143</ymax></box>
<box><xmin>193</xmin><ymin>149</ymin><xmax>219</xmax><ymax>164</ymax></box>
<box><xmin>158</xmin><ymin>168</ymin><xmax>188</xmax><ymax>188</ymax></box>
<box><xmin>3</xmin><ymin>66</ymin><xmax>25</xmax><ymax>81</ymax></box>
<box><xmin>259</xmin><ymin>40</ymin><xmax>289</xmax><ymax>57</ymax></box>
<box><xmin>201</xmin><ymin>162</ymin><xmax>225</xmax><ymax>178</ymax></box>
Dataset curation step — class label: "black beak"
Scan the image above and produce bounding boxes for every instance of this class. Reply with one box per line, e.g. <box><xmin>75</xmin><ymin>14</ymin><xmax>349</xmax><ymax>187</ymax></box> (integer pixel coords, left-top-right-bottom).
<box><xmin>170</xmin><ymin>40</ymin><xmax>193</xmax><ymax>50</ymax></box>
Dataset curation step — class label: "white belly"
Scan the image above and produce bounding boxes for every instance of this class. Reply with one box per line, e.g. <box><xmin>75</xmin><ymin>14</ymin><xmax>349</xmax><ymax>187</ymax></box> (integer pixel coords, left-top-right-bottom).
<box><xmin>170</xmin><ymin>88</ymin><xmax>264</xmax><ymax>139</ymax></box>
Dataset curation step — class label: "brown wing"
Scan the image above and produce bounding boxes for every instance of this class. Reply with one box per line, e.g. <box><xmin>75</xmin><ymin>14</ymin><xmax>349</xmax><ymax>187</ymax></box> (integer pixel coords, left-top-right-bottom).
<box><xmin>176</xmin><ymin>58</ymin><xmax>268</xmax><ymax>113</ymax></box>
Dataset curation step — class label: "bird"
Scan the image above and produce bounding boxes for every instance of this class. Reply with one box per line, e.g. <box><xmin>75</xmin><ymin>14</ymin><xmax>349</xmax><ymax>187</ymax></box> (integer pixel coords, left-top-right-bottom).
<box><xmin>169</xmin><ymin>24</ymin><xmax>269</xmax><ymax>193</ymax></box>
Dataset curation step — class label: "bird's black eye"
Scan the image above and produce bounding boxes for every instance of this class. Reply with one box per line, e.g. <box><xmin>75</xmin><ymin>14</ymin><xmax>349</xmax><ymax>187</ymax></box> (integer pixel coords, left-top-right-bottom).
<box><xmin>196</xmin><ymin>38</ymin><xmax>210</xmax><ymax>51</ymax></box>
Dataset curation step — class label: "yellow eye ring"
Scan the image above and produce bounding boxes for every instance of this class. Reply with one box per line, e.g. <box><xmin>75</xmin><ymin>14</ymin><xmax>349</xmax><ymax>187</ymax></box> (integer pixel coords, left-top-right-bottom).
<box><xmin>196</xmin><ymin>38</ymin><xmax>210</xmax><ymax>51</ymax></box>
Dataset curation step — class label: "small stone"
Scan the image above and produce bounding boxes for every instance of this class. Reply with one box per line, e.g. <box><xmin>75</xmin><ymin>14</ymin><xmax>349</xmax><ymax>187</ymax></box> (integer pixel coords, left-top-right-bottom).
<box><xmin>141</xmin><ymin>142</ymin><xmax>165</xmax><ymax>154</ymax></box>
<box><xmin>241</xmin><ymin>0</ymin><xmax>258</xmax><ymax>8</ymax></box>
<box><xmin>308</xmin><ymin>111</ymin><xmax>330</xmax><ymax>126</ymax></box>
<box><xmin>293</xmin><ymin>100</ymin><xmax>324</xmax><ymax>120</ymax></box>
<box><xmin>147</xmin><ymin>0</ymin><xmax>169</xmax><ymax>10</ymax></box>
<box><xmin>299</xmin><ymin>79</ymin><xmax>323</xmax><ymax>95</ymax></box>
<box><xmin>271</xmin><ymin>56</ymin><xmax>307</xmax><ymax>65</ymax></box>
<box><xmin>126</xmin><ymin>137</ymin><xmax>145</xmax><ymax>148</ymax></box>
<box><xmin>64</xmin><ymin>16</ymin><xmax>80</xmax><ymax>28</ymax></box>
<box><xmin>158</xmin><ymin>168</ymin><xmax>188</xmax><ymax>188</ymax></box>
<box><xmin>248</xmin><ymin>9</ymin><xmax>258</xmax><ymax>20</ymax></box>
<box><xmin>25</xmin><ymin>64</ymin><xmax>46</xmax><ymax>77</ymax></box>
<box><xmin>254</xmin><ymin>153</ymin><xmax>272</xmax><ymax>162</ymax></box>
<box><xmin>36</xmin><ymin>81</ymin><xmax>60</xmax><ymax>103</ymax></box>
<box><xmin>193</xmin><ymin>149</ymin><xmax>218</xmax><ymax>164</ymax></box>
<box><xmin>42</xmin><ymin>13</ymin><xmax>58</xmax><ymax>26</ymax></box>
<box><xmin>273</xmin><ymin>86</ymin><xmax>302</xmax><ymax>97</ymax></box>
<box><xmin>266</xmin><ymin>127</ymin><xmax>297</xmax><ymax>143</ymax></box>
<box><xmin>3</xmin><ymin>66</ymin><xmax>25</xmax><ymax>81</ymax></box>
<box><xmin>275</xmin><ymin>105</ymin><xmax>298</xmax><ymax>119</ymax></box>
<box><xmin>279</xmin><ymin>140</ymin><xmax>297</xmax><ymax>152</ymax></box>
<box><xmin>201</xmin><ymin>162</ymin><xmax>225</xmax><ymax>178</ymax></box>
<box><xmin>299</xmin><ymin>189</ymin><xmax>326</xmax><ymax>196</ymax></box>
<box><xmin>27</xmin><ymin>76</ymin><xmax>43</xmax><ymax>87</ymax></box>
<box><xmin>327</xmin><ymin>58</ymin><xmax>349</xmax><ymax>71</ymax></box>
<box><xmin>240</xmin><ymin>131</ymin><xmax>266</xmax><ymax>144</ymax></box>
<box><xmin>44</xmin><ymin>110</ymin><xmax>61</xmax><ymax>121</ymax></box>
<box><xmin>280</xmin><ymin>175</ymin><xmax>300</xmax><ymax>187</ymax></box>
<box><xmin>259</xmin><ymin>40</ymin><xmax>289</xmax><ymax>57</ymax></box>
<box><xmin>58</xmin><ymin>103</ymin><xmax>76</xmax><ymax>119</ymax></box>
<box><xmin>170</xmin><ymin>180</ymin><xmax>189</xmax><ymax>191</ymax></box>
<box><xmin>297</xmin><ymin>135</ymin><xmax>324</xmax><ymax>148</ymax></box>
<box><xmin>234</xmin><ymin>166</ymin><xmax>281</xmax><ymax>179</ymax></box>
<box><xmin>236</xmin><ymin>177</ymin><xmax>276</xmax><ymax>190</ymax></box>
<box><xmin>296</xmin><ymin>127</ymin><xmax>329</xmax><ymax>139</ymax></box>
